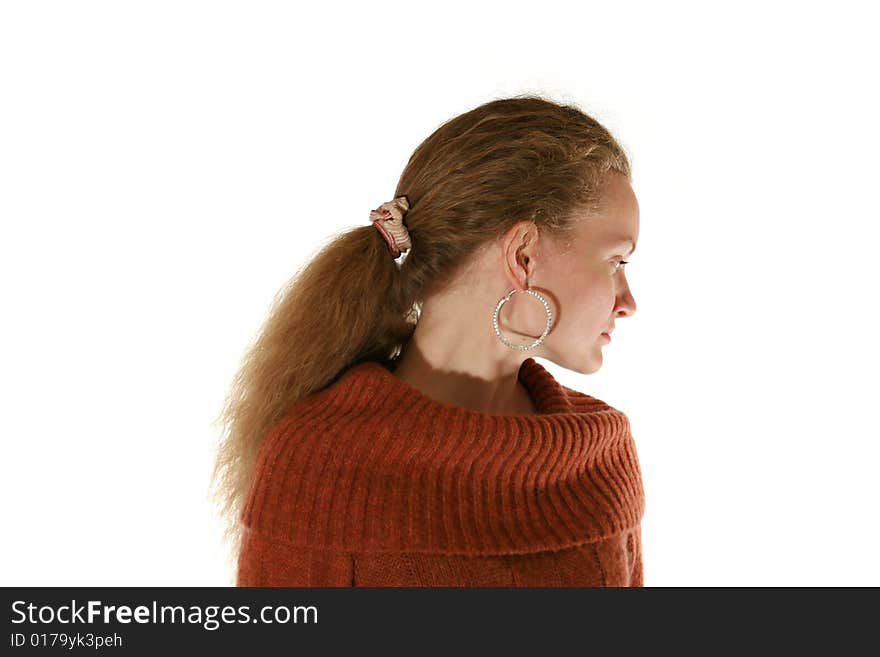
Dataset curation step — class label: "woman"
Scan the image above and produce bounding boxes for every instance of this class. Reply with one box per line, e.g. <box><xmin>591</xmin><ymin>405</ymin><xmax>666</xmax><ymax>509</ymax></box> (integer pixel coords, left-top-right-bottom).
<box><xmin>212</xmin><ymin>94</ymin><xmax>644</xmax><ymax>586</ymax></box>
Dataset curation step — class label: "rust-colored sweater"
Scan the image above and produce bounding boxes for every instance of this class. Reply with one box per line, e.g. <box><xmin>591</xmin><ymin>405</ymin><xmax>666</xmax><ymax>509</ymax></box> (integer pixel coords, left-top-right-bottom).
<box><xmin>237</xmin><ymin>357</ymin><xmax>646</xmax><ymax>587</ymax></box>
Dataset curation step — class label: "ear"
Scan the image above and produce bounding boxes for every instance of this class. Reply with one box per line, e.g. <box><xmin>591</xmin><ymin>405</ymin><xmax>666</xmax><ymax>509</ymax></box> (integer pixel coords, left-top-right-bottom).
<box><xmin>500</xmin><ymin>220</ymin><xmax>540</xmax><ymax>290</ymax></box>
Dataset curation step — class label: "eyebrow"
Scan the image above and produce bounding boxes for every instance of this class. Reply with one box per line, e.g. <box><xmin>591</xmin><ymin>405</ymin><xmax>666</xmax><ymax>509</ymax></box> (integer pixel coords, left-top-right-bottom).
<box><xmin>613</xmin><ymin>238</ymin><xmax>637</xmax><ymax>256</ymax></box>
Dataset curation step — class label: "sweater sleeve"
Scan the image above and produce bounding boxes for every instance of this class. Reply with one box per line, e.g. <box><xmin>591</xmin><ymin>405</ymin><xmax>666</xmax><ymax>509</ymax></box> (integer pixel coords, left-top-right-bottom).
<box><xmin>236</xmin><ymin>526</ymin><xmax>354</xmax><ymax>587</ymax></box>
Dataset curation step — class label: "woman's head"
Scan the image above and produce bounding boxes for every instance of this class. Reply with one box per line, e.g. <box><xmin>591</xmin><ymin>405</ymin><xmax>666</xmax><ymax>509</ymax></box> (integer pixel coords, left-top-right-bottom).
<box><xmin>387</xmin><ymin>95</ymin><xmax>638</xmax><ymax>375</ymax></box>
<box><xmin>211</xmin><ymin>94</ymin><xmax>637</xmax><ymax>572</ymax></box>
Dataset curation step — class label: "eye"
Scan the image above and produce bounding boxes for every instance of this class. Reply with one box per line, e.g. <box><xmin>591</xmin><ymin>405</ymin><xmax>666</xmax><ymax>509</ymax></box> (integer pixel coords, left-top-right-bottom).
<box><xmin>613</xmin><ymin>259</ymin><xmax>629</xmax><ymax>271</ymax></box>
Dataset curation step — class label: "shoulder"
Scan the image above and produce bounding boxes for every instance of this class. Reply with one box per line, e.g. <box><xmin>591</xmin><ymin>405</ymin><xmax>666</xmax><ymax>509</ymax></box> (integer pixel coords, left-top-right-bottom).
<box><xmin>239</xmin><ymin>393</ymin><xmax>381</xmax><ymax>544</ymax></box>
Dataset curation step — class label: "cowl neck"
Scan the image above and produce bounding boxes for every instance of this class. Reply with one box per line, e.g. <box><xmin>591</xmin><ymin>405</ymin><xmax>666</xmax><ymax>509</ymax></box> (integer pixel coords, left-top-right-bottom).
<box><xmin>242</xmin><ymin>357</ymin><xmax>645</xmax><ymax>556</ymax></box>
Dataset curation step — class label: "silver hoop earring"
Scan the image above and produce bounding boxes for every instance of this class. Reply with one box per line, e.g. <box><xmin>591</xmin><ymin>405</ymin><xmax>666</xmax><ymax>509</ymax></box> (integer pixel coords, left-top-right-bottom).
<box><xmin>492</xmin><ymin>287</ymin><xmax>553</xmax><ymax>351</ymax></box>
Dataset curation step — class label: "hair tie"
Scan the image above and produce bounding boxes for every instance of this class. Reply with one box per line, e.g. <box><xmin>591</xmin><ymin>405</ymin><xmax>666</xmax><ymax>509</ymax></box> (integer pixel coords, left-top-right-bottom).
<box><xmin>370</xmin><ymin>195</ymin><xmax>412</xmax><ymax>258</ymax></box>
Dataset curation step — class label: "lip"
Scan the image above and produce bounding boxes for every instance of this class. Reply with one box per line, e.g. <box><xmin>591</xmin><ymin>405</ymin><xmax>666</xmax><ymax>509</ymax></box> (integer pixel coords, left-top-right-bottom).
<box><xmin>601</xmin><ymin>332</ymin><xmax>611</xmax><ymax>342</ymax></box>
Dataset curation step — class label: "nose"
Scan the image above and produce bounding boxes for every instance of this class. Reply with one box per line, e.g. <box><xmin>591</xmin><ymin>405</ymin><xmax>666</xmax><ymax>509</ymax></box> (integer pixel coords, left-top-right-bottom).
<box><xmin>615</xmin><ymin>285</ymin><xmax>636</xmax><ymax>319</ymax></box>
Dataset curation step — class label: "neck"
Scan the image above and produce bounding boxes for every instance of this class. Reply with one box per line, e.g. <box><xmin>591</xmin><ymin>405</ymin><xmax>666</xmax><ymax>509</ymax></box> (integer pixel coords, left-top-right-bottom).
<box><xmin>392</xmin><ymin>346</ymin><xmax>538</xmax><ymax>415</ymax></box>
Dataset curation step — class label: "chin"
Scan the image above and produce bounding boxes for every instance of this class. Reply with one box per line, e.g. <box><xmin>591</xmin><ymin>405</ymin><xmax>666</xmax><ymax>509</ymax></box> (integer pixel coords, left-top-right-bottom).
<box><xmin>549</xmin><ymin>351</ymin><xmax>602</xmax><ymax>375</ymax></box>
<box><xmin>580</xmin><ymin>361</ymin><xmax>602</xmax><ymax>375</ymax></box>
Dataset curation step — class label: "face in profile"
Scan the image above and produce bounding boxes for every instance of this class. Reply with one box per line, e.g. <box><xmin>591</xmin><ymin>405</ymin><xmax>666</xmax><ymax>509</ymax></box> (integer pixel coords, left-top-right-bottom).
<box><xmin>536</xmin><ymin>173</ymin><xmax>639</xmax><ymax>374</ymax></box>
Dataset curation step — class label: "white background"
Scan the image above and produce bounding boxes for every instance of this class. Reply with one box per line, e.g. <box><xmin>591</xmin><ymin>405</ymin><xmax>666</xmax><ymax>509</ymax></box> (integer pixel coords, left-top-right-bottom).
<box><xmin>2</xmin><ymin>1</ymin><xmax>877</xmax><ymax>586</ymax></box>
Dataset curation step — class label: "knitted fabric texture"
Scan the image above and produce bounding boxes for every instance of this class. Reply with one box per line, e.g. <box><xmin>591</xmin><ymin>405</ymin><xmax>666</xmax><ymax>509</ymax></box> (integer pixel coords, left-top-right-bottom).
<box><xmin>237</xmin><ymin>357</ymin><xmax>646</xmax><ymax>586</ymax></box>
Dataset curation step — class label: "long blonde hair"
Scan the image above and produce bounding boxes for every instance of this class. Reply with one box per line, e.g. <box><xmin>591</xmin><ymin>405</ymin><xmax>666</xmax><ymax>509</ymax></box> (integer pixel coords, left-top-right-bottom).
<box><xmin>209</xmin><ymin>93</ymin><xmax>632</xmax><ymax>578</ymax></box>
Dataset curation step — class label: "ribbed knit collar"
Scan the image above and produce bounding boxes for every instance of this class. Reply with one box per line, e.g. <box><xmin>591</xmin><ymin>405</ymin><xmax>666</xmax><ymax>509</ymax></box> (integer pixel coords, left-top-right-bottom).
<box><xmin>242</xmin><ymin>357</ymin><xmax>645</xmax><ymax>556</ymax></box>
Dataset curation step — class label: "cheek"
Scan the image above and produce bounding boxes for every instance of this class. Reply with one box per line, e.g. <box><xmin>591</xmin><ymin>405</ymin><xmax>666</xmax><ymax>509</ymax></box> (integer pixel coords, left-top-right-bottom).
<box><xmin>558</xmin><ymin>275</ymin><xmax>613</xmax><ymax>328</ymax></box>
